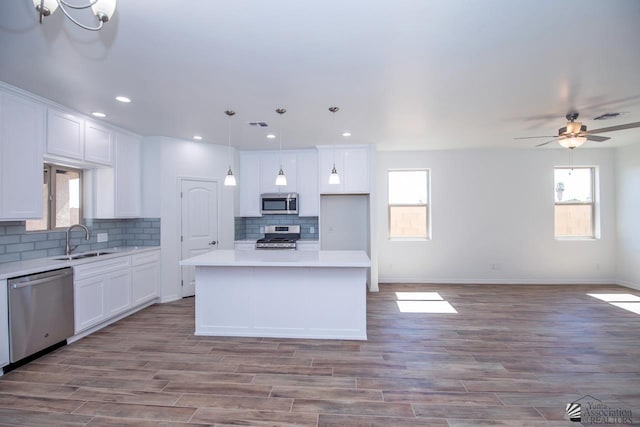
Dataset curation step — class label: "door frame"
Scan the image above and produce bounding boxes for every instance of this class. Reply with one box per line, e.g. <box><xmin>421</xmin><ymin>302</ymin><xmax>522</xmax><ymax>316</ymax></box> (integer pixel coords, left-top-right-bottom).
<box><xmin>178</xmin><ymin>176</ymin><xmax>220</xmax><ymax>298</ymax></box>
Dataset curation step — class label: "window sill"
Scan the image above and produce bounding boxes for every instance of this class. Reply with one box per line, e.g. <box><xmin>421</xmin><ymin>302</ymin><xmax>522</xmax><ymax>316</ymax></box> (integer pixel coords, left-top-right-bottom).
<box><xmin>389</xmin><ymin>237</ymin><xmax>431</xmax><ymax>242</ymax></box>
<box><xmin>554</xmin><ymin>236</ymin><xmax>598</xmax><ymax>241</ymax></box>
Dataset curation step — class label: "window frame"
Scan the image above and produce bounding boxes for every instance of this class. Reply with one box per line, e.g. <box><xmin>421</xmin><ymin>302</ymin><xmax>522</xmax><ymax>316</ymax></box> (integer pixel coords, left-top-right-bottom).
<box><xmin>26</xmin><ymin>163</ymin><xmax>84</xmax><ymax>232</ymax></box>
<box><xmin>553</xmin><ymin>166</ymin><xmax>595</xmax><ymax>239</ymax></box>
<box><xmin>387</xmin><ymin>169</ymin><xmax>430</xmax><ymax>241</ymax></box>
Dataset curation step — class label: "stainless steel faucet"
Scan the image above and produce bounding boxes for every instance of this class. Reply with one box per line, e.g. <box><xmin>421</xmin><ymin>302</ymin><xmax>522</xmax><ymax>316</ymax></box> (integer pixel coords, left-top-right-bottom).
<box><xmin>65</xmin><ymin>224</ymin><xmax>90</xmax><ymax>256</ymax></box>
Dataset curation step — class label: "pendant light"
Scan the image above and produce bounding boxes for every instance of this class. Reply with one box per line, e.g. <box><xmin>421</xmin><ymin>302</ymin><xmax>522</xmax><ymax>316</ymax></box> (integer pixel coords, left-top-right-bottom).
<box><xmin>223</xmin><ymin>110</ymin><xmax>237</xmax><ymax>187</ymax></box>
<box><xmin>275</xmin><ymin>108</ymin><xmax>287</xmax><ymax>187</ymax></box>
<box><xmin>328</xmin><ymin>106</ymin><xmax>341</xmax><ymax>185</ymax></box>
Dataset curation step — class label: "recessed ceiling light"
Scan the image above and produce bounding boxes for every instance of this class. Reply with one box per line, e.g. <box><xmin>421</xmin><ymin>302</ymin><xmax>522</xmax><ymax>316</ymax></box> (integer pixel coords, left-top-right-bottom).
<box><xmin>92</xmin><ymin>112</ymin><xmax>107</xmax><ymax>118</ymax></box>
<box><xmin>342</xmin><ymin>132</ymin><xmax>352</xmax><ymax>137</ymax></box>
<box><xmin>115</xmin><ymin>96</ymin><xmax>131</xmax><ymax>103</ymax></box>
<box><xmin>266</xmin><ymin>134</ymin><xmax>276</xmax><ymax>139</ymax></box>
<box><xmin>193</xmin><ymin>135</ymin><xmax>203</xmax><ymax>140</ymax></box>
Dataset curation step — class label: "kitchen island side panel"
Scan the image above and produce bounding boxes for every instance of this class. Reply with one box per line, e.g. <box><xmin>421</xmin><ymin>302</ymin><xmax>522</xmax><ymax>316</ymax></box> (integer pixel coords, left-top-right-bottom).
<box><xmin>194</xmin><ymin>266</ymin><xmax>367</xmax><ymax>340</ymax></box>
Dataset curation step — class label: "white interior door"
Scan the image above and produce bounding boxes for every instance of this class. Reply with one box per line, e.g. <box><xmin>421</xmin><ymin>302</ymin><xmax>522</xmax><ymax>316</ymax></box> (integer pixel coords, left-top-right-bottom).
<box><xmin>180</xmin><ymin>179</ymin><xmax>218</xmax><ymax>297</ymax></box>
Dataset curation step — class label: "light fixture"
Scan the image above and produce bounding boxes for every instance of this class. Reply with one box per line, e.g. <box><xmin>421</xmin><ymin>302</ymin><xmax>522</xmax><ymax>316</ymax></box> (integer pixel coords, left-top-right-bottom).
<box><xmin>275</xmin><ymin>108</ymin><xmax>287</xmax><ymax>187</ymax></box>
<box><xmin>266</xmin><ymin>134</ymin><xmax>276</xmax><ymax>139</ymax></box>
<box><xmin>115</xmin><ymin>96</ymin><xmax>131</xmax><ymax>103</ymax></box>
<box><xmin>224</xmin><ymin>110</ymin><xmax>237</xmax><ymax>187</ymax></box>
<box><xmin>193</xmin><ymin>135</ymin><xmax>203</xmax><ymax>141</ymax></box>
<box><xmin>33</xmin><ymin>0</ymin><xmax>117</xmax><ymax>31</ymax></box>
<box><xmin>328</xmin><ymin>106</ymin><xmax>341</xmax><ymax>185</ymax></box>
<box><xmin>558</xmin><ymin>136</ymin><xmax>587</xmax><ymax>149</ymax></box>
<box><xmin>342</xmin><ymin>132</ymin><xmax>351</xmax><ymax>137</ymax></box>
<box><xmin>91</xmin><ymin>112</ymin><xmax>106</xmax><ymax>118</ymax></box>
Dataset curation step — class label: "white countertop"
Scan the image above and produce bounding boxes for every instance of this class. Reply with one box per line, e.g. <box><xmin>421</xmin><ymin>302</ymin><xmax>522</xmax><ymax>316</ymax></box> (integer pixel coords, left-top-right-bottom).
<box><xmin>180</xmin><ymin>249</ymin><xmax>370</xmax><ymax>268</ymax></box>
<box><xmin>0</xmin><ymin>246</ymin><xmax>160</xmax><ymax>280</ymax></box>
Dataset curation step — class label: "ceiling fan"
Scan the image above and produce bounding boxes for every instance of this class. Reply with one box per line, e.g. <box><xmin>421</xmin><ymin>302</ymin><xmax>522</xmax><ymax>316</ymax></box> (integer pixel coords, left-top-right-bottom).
<box><xmin>515</xmin><ymin>112</ymin><xmax>640</xmax><ymax>149</ymax></box>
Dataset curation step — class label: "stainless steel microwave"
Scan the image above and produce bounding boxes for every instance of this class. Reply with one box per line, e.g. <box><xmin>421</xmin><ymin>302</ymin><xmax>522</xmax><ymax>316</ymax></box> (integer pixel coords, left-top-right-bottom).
<box><xmin>261</xmin><ymin>193</ymin><xmax>298</xmax><ymax>215</ymax></box>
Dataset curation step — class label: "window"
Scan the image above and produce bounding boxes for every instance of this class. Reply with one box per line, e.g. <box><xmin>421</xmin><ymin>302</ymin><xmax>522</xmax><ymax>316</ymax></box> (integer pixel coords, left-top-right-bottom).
<box><xmin>26</xmin><ymin>164</ymin><xmax>82</xmax><ymax>231</ymax></box>
<box><xmin>554</xmin><ymin>167</ymin><xmax>594</xmax><ymax>238</ymax></box>
<box><xmin>388</xmin><ymin>170</ymin><xmax>429</xmax><ymax>239</ymax></box>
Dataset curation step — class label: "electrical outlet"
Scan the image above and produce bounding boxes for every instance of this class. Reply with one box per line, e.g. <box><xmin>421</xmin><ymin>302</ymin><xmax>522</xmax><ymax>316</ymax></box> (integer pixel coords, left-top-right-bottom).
<box><xmin>310</xmin><ymin>226</ymin><xmax>315</xmax><ymax>234</ymax></box>
<box><xmin>97</xmin><ymin>232</ymin><xmax>108</xmax><ymax>243</ymax></box>
<box><xmin>491</xmin><ymin>263</ymin><xmax>501</xmax><ymax>271</ymax></box>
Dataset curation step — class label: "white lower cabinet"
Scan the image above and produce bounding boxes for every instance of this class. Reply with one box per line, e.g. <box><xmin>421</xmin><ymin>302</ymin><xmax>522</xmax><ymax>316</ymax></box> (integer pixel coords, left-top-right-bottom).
<box><xmin>131</xmin><ymin>251</ymin><xmax>160</xmax><ymax>306</ymax></box>
<box><xmin>74</xmin><ymin>275</ymin><xmax>106</xmax><ymax>333</ymax></box>
<box><xmin>1</xmin><ymin>279</ymin><xmax>9</xmax><ymax>368</ymax></box>
<box><xmin>104</xmin><ymin>269</ymin><xmax>132</xmax><ymax>317</ymax></box>
<box><xmin>73</xmin><ymin>250</ymin><xmax>159</xmax><ymax>334</ymax></box>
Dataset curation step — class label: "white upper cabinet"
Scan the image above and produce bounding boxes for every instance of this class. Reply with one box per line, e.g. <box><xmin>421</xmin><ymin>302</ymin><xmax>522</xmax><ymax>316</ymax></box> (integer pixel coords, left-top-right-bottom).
<box><xmin>114</xmin><ymin>132</ymin><xmax>141</xmax><ymax>217</ymax></box>
<box><xmin>0</xmin><ymin>90</ymin><xmax>44</xmax><ymax>220</ymax></box>
<box><xmin>318</xmin><ymin>145</ymin><xmax>370</xmax><ymax>194</ymax></box>
<box><xmin>238</xmin><ymin>149</ymin><xmax>316</xmax><ymax>217</ymax></box>
<box><xmin>260</xmin><ymin>152</ymin><xmax>297</xmax><ymax>194</ymax></box>
<box><xmin>46</xmin><ymin>108</ymin><xmax>113</xmax><ymax>166</ymax></box>
<box><xmin>238</xmin><ymin>151</ymin><xmax>262</xmax><ymax>217</ymax></box>
<box><xmin>85</xmin><ymin>131</ymin><xmax>141</xmax><ymax>218</ymax></box>
<box><xmin>46</xmin><ymin>108</ymin><xmax>85</xmax><ymax>160</ymax></box>
<box><xmin>296</xmin><ymin>150</ymin><xmax>319</xmax><ymax>216</ymax></box>
<box><xmin>84</xmin><ymin>120</ymin><xmax>113</xmax><ymax>165</ymax></box>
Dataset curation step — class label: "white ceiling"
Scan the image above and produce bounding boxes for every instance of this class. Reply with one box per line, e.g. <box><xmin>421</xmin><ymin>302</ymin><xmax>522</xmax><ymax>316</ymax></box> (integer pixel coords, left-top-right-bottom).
<box><xmin>1</xmin><ymin>0</ymin><xmax>639</xmax><ymax>151</ymax></box>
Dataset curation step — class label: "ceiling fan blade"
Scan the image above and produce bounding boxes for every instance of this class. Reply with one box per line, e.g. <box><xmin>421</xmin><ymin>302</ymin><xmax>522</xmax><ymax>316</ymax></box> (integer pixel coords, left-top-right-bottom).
<box><xmin>586</xmin><ymin>135</ymin><xmax>610</xmax><ymax>142</ymax></box>
<box><xmin>588</xmin><ymin>122</ymin><xmax>640</xmax><ymax>134</ymax></box>
<box><xmin>535</xmin><ymin>139</ymin><xmax>558</xmax><ymax>147</ymax></box>
<box><xmin>514</xmin><ymin>135</ymin><xmax>556</xmax><ymax>140</ymax></box>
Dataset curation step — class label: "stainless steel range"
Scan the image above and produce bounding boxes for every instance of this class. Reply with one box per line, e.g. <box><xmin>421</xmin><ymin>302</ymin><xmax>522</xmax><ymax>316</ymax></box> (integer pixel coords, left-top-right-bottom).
<box><xmin>256</xmin><ymin>225</ymin><xmax>300</xmax><ymax>249</ymax></box>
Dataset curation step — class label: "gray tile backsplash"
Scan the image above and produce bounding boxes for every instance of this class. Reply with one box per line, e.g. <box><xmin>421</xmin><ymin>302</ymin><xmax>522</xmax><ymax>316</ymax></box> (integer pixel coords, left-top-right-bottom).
<box><xmin>235</xmin><ymin>215</ymin><xmax>318</xmax><ymax>240</ymax></box>
<box><xmin>0</xmin><ymin>218</ymin><xmax>160</xmax><ymax>264</ymax></box>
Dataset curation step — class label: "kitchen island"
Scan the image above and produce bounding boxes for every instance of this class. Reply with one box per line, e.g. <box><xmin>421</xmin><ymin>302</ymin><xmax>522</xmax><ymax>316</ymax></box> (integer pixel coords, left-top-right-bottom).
<box><xmin>180</xmin><ymin>249</ymin><xmax>371</xmax><ymax>340</ymax></box>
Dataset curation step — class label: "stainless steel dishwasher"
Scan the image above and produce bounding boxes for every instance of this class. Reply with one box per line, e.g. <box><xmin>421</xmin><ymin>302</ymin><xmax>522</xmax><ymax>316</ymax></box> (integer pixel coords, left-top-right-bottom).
<box><xmin>8</xmin><ymin>268</ymin><xmax>74</xmax><ymax>363</ymax></box>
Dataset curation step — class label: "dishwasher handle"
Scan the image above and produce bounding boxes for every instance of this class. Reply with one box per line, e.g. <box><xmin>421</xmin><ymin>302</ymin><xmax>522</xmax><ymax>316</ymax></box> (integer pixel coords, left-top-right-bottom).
<box><xmin>10</xmin><ymin>269</ymin><xmax>73</xmax><ymax>289</ymax></box>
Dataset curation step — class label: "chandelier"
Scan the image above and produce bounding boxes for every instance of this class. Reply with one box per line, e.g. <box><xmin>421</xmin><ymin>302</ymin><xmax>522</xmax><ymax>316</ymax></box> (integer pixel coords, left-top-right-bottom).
<box><xmin>33</xmin><ymin>0</ymin><xmax>117</xmax><ymax>31</ymax></box>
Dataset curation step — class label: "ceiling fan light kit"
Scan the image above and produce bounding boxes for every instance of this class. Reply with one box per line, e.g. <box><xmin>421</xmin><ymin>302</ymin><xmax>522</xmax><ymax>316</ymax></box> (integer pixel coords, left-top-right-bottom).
<box><xmin>517</xmin><ymin>111</ymin><xmax>640</xmax><ymax>149</ymax></box>
<box><xmin>33</xmin><ymin>0</ymin><xmax>117</xmax><ymax>31</ymax></box>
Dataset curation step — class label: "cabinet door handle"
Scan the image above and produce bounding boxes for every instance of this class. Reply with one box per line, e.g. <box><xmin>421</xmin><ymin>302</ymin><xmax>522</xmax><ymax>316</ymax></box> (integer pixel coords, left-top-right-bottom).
<box><xmin>209</xmin><ymin>240</ymin><xmax>217</xmax><ymax>246</ymax></box>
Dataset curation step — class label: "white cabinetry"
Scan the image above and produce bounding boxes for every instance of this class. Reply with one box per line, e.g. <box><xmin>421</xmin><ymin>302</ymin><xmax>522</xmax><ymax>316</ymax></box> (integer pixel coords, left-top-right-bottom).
<box><xmin>46</xmin><ymin>108</ymin><xmax>84</xmax><ymax>160</ymax></box>
<box><xmin>72</xmin><ymin>250</ymin><xmax>159</xmax><ymax>335</ymax></box>
<box><xmin>0</xmin><ymin>279</ymin><xmax>8</xmax><ymax>368</ymax></box>
<box><xmin>296</xmin><ymin>150</ymin><xmax>318</xmax><ymax>216</ymax></box>
<box><xmin>318</xmin><ymin>145</ymin><xmax>370</xmax><ymax>194</ymax></box>
<box><xmin>85</xmin><ymin>132</ymin><xmax>141</xmax><ymax>218</ymax></box>
<box><xmin>0</xmin><ymin>90</ymin><xmax>44</xmax><ymax>220</ymax></box>
<box><xmin>84</xmin><ymin>121</ymin><xmax>113</xmax><ymax>165</ymax></box>
<box><xmin>239</xmin><ymin>149</ymin><xmax>317</xmax><ymax>217</ymax></box>
<box><xmin>73</xmin><ymin>256</ymin><xmax>132</xmax><ymax>333</ymax></box>
<box><xmin>238</xmin><ymin>151</ymin><xmax>262</xmax><ymax>217</ymax></box>
<box><xmin>131</xmin><ymin>250</ymin><xmax>160</xmax><ymax>306</ymax></box>
<box><xmin>46</xmin><ymin>108</ymin><xmax>113</xmax><ymax>166</ymax></box>
<box><xmin>260</xmin><ymin>152</ymin><xmax>297</xmax><ymax>194</ymax></box>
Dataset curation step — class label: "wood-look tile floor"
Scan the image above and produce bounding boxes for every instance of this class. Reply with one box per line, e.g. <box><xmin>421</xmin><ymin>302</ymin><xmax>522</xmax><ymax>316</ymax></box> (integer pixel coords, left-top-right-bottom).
<box><xmin>1</xmin><ymin>283</ymin><xmax>640</xmax><ymax>426</ymax></box>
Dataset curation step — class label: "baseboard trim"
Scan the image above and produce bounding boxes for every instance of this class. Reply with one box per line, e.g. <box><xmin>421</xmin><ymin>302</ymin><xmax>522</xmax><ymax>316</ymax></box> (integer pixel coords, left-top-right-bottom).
<box><xmin>378</xmin><ymin>276</ymin><xmax>617</xmax><ymax>285</ymax></box>
<box><xmin>617</xmin><ymin>280</ymin><xmax>640</xmax><ymax>291</ymax></box>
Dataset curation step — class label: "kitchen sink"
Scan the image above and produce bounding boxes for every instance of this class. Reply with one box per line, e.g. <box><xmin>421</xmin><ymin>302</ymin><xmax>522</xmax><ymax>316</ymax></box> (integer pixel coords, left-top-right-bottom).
<box><xmin>53</xmin><ymin>251</ymin><xmax>115</xmax><ymax>261</ymax></box>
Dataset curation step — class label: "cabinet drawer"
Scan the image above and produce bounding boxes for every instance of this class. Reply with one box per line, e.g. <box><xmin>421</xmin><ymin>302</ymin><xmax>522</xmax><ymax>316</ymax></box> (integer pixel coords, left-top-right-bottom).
<box><xmin>74</xmin><ymin>256</ymin><xmax>131</xmax><ymax>280</ymax></box>
<box><xmin>132</xmin><ymin>250</ymin><xmax>160</xmax><ymax>266</ymax></box>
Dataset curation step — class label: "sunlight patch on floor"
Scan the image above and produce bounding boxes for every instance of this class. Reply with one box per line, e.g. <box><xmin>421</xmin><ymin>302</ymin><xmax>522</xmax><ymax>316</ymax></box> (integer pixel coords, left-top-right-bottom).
<box><xmin>396</xmin><ymin>300</ymin><xmax>458</xmax><ymax>313</ymax></box>
<box><xmin>588</xmin><ymin>293</ymin><xmax>640</xmax><ymax>302</ymax></box>
<box><xmin>588</xmin><ymin>293</ymin><xmax>640</xmax><ymax>315</ymax></box>
<box><xmin>395</xmin><ymin>291</ymin><xmax>457</xmax><ymax>313</ymax></box>
<box><xmin>395</xmin><ymin>291</ymin><xmax>443</xmax><ymax>301</ymax></box>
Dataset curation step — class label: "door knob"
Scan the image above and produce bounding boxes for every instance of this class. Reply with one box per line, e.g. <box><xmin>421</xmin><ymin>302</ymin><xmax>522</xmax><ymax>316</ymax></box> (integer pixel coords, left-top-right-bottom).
<box><xmin>209</xmin><ymin>240</ymin><xmax>217</xmax><ymax>245</ymax></box>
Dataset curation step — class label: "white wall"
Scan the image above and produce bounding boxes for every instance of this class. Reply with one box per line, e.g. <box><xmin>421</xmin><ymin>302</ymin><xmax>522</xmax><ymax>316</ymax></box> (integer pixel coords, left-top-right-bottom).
<box><xmin>376</xmin><ymin>148</ymin><xmax>617</xmax><ymax>284</ymax></box>
<box><xmin>615</xmin><ymin>142</ymin><xmax>640</xmax><ymax>290</ymax></box>
<box><xmin>143</xmin><ymin>137</ymin><xmax>237</xmax><ymax>302</ymax></box>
